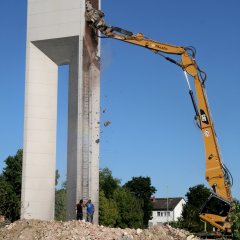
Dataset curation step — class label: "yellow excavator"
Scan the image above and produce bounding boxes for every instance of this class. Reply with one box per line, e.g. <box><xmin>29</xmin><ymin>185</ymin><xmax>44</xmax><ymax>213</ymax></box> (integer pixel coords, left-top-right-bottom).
<box><xmin>85</xmin><ymin>1</ymin><xmax>233</xmax><ymax>232</ymax></box>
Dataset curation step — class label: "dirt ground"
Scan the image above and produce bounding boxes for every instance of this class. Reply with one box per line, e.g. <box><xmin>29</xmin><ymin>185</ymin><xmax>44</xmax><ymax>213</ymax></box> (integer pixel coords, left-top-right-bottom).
<box><xmin>0</xmin><ymin>219</ymin><xmax>200</xmax><ymax>240</ymax></box>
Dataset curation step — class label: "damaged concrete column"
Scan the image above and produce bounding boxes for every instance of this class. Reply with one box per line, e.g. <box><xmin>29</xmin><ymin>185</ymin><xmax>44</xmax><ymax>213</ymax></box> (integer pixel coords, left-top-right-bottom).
<box><xmin>67</xmin><ymin>39</ymin><xmax>100</xmax><ymax>222</ymax></box>
<box><xmin>21</xmin><ymin>0</ymin><xmax>100</xmax><ymax>222</ymax></box>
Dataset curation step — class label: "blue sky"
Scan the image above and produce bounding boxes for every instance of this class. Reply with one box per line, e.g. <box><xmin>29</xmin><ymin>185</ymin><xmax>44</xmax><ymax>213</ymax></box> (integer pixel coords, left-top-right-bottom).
<box><xmin>0</xmin><ymin>0</ymin><xmax>240</xmax><ymax>199</ymax></box>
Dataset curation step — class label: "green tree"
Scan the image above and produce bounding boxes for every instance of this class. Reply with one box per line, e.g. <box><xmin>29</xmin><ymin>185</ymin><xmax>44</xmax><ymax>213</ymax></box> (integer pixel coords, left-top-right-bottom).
<box><xmin>180</xmin><ymin>184</ymin><xmax>211</xmax><ymax>232</ymax></box>
<box><xmin>230</xmin><ymin>199</ymin><xmax>240</xmax><ymax>239</ymax></box>
<box><xmin>100</xmin><ymin>168</ymin><xmax>121</xmax><ymax>199</ymax></box>
<box><xmin>124</xmin><ymin>176</ymin><xmax>156</xmax><ymax>228</ymax></box>
<box><xmin>113</xmin><ymin>188</ymin><xmax>144</xmax><ymax>229</ymax></box>
<box><xmin>55</xmin><ymin>181</ymin><xmax>67</xmax><ymax>221</ymax></box>
<box><xmin>3</xmin><ymin>149</ymin><xmax>22</xmax><ymax>195</ymax></box>
<box><xmin>0</xmin><ymin>174</ymin><xmax>20</xmax><ymax>221</ymax></box>
<box><xmin>55</xmin><ymin>169</ymin><xmax>60</xmax><ymax>186</ymax></box>
<box><xmin>0</xmin><ymin>149</ymin><xmax>23</xmax><ymax>221</ymax></box>
<box><xmin>99</xmin><ymin>190</ymin><xmax>119</xmax><ymax>226</ymax></box>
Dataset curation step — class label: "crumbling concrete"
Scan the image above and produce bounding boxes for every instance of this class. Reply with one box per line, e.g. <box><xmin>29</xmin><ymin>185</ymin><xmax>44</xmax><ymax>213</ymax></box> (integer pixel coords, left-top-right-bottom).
<box><xmin>0</xmin><ymin>220</ymin><xmax>201</xmax><ymax>240</ymax></box>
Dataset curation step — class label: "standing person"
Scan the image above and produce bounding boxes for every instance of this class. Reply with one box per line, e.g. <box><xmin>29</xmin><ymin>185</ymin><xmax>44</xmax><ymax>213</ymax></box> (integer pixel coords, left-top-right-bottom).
<box><xmin>86</xmin><ymin>199</ymin><xmax>94</xmax><ymax>223</ymax></box>
<box><xmin>76</xmin><ymin>199</ymin><xmax>84</xmax><ymax>220</ymax></box>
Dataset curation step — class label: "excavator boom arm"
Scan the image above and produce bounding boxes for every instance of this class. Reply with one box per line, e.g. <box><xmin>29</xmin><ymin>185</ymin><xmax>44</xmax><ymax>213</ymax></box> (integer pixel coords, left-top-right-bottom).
<box><xmin>86</xmin><ymin>1</ymin><xmax>233</xmax><ymax>231</ymax></box>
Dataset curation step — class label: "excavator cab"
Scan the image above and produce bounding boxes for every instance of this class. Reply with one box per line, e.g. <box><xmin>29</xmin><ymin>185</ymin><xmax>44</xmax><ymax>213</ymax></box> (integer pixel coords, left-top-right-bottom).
<box><xmin>199</xmin><ymin>193</ymin><xmax>231</xmax><ymax>231</ymax></box>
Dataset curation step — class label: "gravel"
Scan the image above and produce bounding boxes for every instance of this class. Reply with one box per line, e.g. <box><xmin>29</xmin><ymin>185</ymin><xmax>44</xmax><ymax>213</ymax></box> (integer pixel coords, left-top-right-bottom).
<box><xmin>0</xmin><ymin>220</ymin><xmax>200</xmax><ymax>240</ymax></box>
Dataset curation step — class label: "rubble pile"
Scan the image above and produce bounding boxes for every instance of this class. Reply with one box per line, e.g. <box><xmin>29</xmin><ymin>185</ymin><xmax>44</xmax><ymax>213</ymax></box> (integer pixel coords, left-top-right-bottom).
<box><xmin>0</xmin><ymin>219</ymin><xmax>200</xmax><ymax>240</ymax></box>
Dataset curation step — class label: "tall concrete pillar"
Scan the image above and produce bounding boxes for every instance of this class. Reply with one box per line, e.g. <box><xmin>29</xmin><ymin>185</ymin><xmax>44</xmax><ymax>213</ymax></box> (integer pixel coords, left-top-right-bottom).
<box><xmin>21</xmin><ymin>0</ymin><xmax>100</xmax><ymax>222</ymax></box>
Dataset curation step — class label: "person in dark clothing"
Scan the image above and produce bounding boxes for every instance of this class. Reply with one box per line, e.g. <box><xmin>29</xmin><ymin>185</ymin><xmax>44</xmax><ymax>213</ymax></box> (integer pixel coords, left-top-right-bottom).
<box><xmin>76</xmin><ymin>199</ymin><xmax>84</xmax><ymax>220</ymax></box>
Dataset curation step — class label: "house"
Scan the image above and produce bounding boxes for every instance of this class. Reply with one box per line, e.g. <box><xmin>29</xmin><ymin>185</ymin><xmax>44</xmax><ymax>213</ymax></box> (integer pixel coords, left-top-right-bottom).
<box><xmin>148</xmin><ymin>197</ymin><xmax>186</xmax><ymax>226</ymax></box>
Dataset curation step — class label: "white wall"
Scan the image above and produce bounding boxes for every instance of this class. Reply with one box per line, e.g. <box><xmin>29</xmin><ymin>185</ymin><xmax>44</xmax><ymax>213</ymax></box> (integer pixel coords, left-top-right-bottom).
<box><xmin>149</xmin><ymin>210</ymin><xmax>173</xmax><ymax>226</ymax></box>
<box><xmin>27</xmin><ymin>0</ymin><xmax>83</xmax><ymax>41</ymax></box>
<box><xmin>21</xmin><ymin>43</ymin><xmax>58</xmax><ymax>220</ymax></box>
<box><xmin>173</xmin><ymin>198</ymin><xmax>186</xmax><ymax>221</ymax></box>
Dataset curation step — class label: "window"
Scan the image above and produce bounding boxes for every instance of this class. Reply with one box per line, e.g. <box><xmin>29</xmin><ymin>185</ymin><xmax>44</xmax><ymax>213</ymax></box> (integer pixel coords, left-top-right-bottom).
<box><xmin>200</xmin><ymin>195</ymin><xmax>230</xmax><ymax>217</ymax></box>
<box><xmin>161</xmin><ymin>212</ymin><xmax>164</xmax><ymax>216</ymax></box>
<box><xmin>157</xmin><ymin>212</ymin><xmax>160</xmax><ymax>216</ymax></box>
<box><xmin>164</xmin><ymin>211</ymin><xmax>170</xmax><ymax>216</ymax></box>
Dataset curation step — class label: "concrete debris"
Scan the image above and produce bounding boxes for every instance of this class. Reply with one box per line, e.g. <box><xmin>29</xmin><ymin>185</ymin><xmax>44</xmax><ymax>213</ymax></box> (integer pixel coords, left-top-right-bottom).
<box><xmin>187</xmin><ymin>235</ymin><xmax>196</xmax><ymax>240</ymax></box>
<box><xmin>0</xmin><ymin>215</ymin><xmax>5</xmax><ymax>223</ymax></box>
<box><xmin>0</xmin><ymin>219</ymin><xmax>201</xmax><ymax>240</ymax></box>
<box><xmin>104</xmin><ymin>121</ymin><xmax>111</xmax><ymax>127</ymax></box>
<box><xmin>0</xmin><ymin>215</ymin><xmax>10</xmax><ymax>229</ymax></box>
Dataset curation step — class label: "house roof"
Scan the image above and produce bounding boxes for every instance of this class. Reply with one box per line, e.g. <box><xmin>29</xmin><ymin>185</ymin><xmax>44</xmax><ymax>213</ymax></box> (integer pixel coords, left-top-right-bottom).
<box><xmin>152</xmin><ymin>197</ymin><xmax>185</xmax><ymax>211</ymax></box>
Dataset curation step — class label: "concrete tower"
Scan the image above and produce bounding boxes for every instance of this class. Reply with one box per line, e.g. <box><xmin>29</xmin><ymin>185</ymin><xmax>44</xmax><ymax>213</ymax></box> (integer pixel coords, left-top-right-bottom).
<box><xmin>21</xmin><ymin>0</ymin><xmax>100</xmax><ymax>222</ymax></box>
